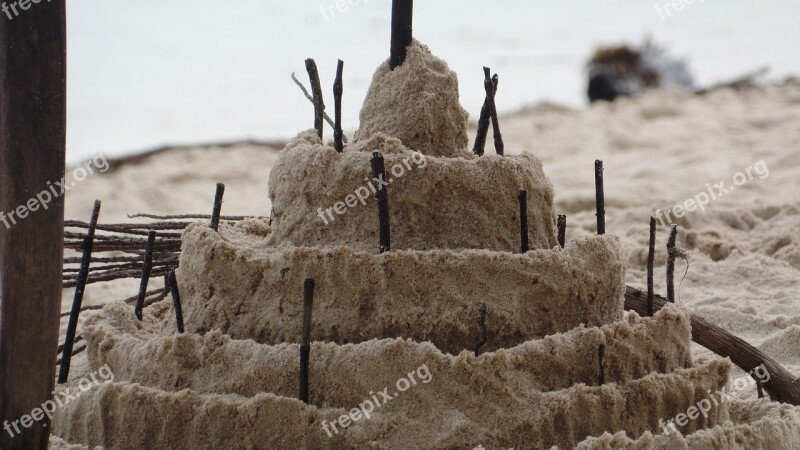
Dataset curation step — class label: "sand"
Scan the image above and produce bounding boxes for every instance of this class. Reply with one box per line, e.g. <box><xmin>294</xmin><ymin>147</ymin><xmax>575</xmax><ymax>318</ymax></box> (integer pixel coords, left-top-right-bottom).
<box><xmin>268</xmin><ymin>131</ymin><xmax>559</xmax><ymax>252</ymax></box>
<box><xmin>52</xmin><ymin>54</ymin><xmax>800</xmax><ymax>448</ymax></box>
<box><xmin>355</xmin><ymin>40</ymin><xmax>471</xmax><ymax>157</ymax></box>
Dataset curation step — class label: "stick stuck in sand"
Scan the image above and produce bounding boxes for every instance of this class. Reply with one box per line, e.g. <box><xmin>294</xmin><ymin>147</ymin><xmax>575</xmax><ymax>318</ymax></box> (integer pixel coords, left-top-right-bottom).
<box><xmin>299</xmin><ymin>278</ymin><xmax>315</xmax><ymax>404</ymax></box>
<box><xmin>58</xmin><ymin>200</ymin><xmax>101</xmax><ymax>384</ymax></box>
<box><xmin>210</xmin><ymin>183</ymin><xmax>225</xmax><ymax>232</ymax></box>
<box><xmin>134</xmin><ymin>230</ymin><xmax>157</xmax><ymax>321</ymax></box>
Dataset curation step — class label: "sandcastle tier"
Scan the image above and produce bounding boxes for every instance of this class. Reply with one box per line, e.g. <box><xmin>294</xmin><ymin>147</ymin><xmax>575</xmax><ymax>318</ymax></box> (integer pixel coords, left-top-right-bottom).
<box><xmin>51</xmin><ymin>41</ymin><xmax>800</xmax><ymax>449</ymax></box>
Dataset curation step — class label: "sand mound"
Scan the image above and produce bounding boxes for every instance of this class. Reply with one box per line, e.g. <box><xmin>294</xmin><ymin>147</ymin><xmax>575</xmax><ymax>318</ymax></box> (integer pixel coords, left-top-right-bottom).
<box><xmin>179</xmin><ymin>221</ymin><xmax>624</xmax><ymax>354</ymax></box>
<box><xmin>54</xmin><ymin>303</ymin><xmax>733</xmax><ymax>449</ymax></box>
<box><xmin>267</xmin><ymin>132</ymin><xmax>558</xmax><ymax>252</ymax></box>
<box><xmin>355</xmin><ymin>40</ymin><xmax>470</xmax><ymax>157</ymax></box>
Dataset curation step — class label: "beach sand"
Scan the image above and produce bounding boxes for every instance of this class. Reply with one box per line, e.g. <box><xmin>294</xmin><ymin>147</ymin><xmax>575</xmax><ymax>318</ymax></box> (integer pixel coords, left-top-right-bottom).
<box><xmin>56</xmin><ymin>77</ymin><xmax>800</xmax><ymax>447</ymax></box>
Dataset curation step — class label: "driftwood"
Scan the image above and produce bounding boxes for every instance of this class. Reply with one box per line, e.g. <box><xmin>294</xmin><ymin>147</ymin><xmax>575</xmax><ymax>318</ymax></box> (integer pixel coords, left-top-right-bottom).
<box><xmin>625</xmin><ymin>285</ymin><xmax>800</xmax><ymax>405</ymax></box>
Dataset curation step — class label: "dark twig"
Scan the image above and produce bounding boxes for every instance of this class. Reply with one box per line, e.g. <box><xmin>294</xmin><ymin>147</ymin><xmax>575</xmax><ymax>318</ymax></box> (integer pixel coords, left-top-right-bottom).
<box><xmin>758</xmin><ymin>380</ymin><xmax>765</xmax><ymax>399</ymax></box>
<box><xmin>168</xmin><ymin>271</ymin><xmax>184</xmax><ymax>333</ymax></box>
<box><xmin>135</xmin><ymin>231</ymin><xmax>157</xmax><ymax>321</ymax></box>
<box><xmin>126</xmin><ymin>214</ymin><xmax>261</xmax><ymax>221</ymax></box>
<box><xmin>210</xmin><ymin>183</ymin><xmax>225</xmax><ymax>231</ymax></box>
<box><xmin>390</xmin><ymin>0</ymin><xmax>414</xmax><ymax>70</ymax></box>
<box><xmin>333</xmin><ymin>60</ymin><xmax>344</xmax><ymax>152</ymax></box>
<box><xmin>291</xmin><ymin>73</ymin><xmax>345</xmax><ymax>142</ymax></box>
<box><xmin>595</xmin><ymin>160</ymin><xmax>605</xmax><ymax>235</ymax></box>
<box><xmin>647</xmin><ymin>217</ymin><xmax>657</xmax><ymax>316</ymax></box>
<box><xmin>299</xmin><ymin>278</ymin><xmax>315</xmax><ymax>404</ymax></box>
<box><xmin>472</xmin><ymin>68</ymin><xmax>498</xmax><ymax>156</ymax></box>
<box><xmin>599</xmin><ymin>344</ymin><xmax>606</xmax><ymax>386</ymax></box>
<box><xmin>58</xmin><ymin>200</ymin><xmax>101</xmax><ymax>384</ymax></box>
<box><xmin>56</xmin><ymin>335</ymin><xmax>83</xmax><ymax>355</ymax></box>
<box><xmin>666</xmin><ymin>225</ymin><xmax>678</xmax><ymax>303</ymax></box>
<box><xmin>625</xmin><ymin>285</ymin><xmax>800</xmax><ymax>405</ymax></box>
<box><xmin>305</xmin><ymin>59</ymin><xmax>325</xmax><ymax>140</ymax></box>
<box><xmin>56</xmin><ymin>345</ymin><xmax>86</xmax><ymax>367</ymax></box>
<box><xmin>557</xmin><ymin>214</ymin><xmax>567</xmax><ymax>249</ymax></box>
<box><xmin>484</xmin><ymin>69</ymin><xmax>504</xmax><ymax>155</ymax></box>
<box><xmin>474</xmin><ymin>304</ymin><xmax>488</xmax><ymax>357</ymax></box>
<box><xmin>518</xmin><ymin>190</ymin><xmax>529</xmax><ymax>253</ymax></box>
<box><xmin>371</xmin><ymin>152</ymin><xmax>391</xmax><ymax>253</ymax></box>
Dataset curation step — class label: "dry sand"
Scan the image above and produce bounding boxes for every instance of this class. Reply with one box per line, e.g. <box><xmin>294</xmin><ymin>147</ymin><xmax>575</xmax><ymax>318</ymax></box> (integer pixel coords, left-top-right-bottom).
<box><xmin>54</xmin><ymin>68</ymin><xmax>800</xmax><ymax>447</ymax></box>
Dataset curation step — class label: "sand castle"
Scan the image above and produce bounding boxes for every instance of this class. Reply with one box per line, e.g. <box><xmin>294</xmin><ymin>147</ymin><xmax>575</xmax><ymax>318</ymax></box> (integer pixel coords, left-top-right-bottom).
<box><xmin>50</xmin><ymin>33</ymin><xmax>800</xmax><ymax>450</ymax></box>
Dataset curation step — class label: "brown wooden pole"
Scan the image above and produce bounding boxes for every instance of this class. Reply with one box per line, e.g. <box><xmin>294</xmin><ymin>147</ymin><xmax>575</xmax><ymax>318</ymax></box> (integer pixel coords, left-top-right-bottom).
<box><xmin>625</xmin><ymin>286</ymin><xmax>800</xmax><ymax>405</ymax></box>
<box><xmin>0</xmin><ymin>1</ymin><xmax>67</xmax><ymax>448</ymax></box>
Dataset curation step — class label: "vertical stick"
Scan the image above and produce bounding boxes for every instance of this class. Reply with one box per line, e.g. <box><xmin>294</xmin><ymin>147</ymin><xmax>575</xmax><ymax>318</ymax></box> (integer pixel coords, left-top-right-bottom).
<box><xmin>58</xmin><ymin>200</ymin><xmax>101</xmax><ymax>385</ymax></box>
<box><xmin>134</xmin><ymin>230</ymin><xmax>157</xmax><ymax>321</ymax></box>
<box><xmin>599</xmin><ymin>344</ymin><xmax>606</xmax><ymax>386</ymax></box>
<box><xmin>168</xmin><ymin>271</ymin><xmax>185</xmax><ymax>333</ymax></box>
<box><xmin>0</xmin><ymin>3</ymin><xmax>66</xmax><ymax>447</ymax></box>
<box><xmin>390</xmin><ymin>0</ymin><xmax>414</xmax><ymax>70</ymax></box>
<box><xmin>371</xmin><ymin>152</ymin><xmax>391</xmax><ymax>253</ymax></box>
<box><xmin>210</xmin><ymin>182</ymin><xmax>225</xmax><ymax>232</ymax></box>
<box><xmin>666</xmin><ymin>225</ymin><xmax>678</xmax><ymax>303</ymax></box>
<box><xmin>484</xmin><ymin>70</ymin><xmax>504</xmax><ymax>156</ymax></box>
<box><xmin>557</xmin><ymin>214</ymin><xmax>567</xmax><ymax>249</ymax></box>
<box><xmin>299</xmin><ymin>278</ymin><xmax>315</xmax><ymax>404</ymax></box>
<box><xmin>333</xmin><ymin>60</ymin><xmax>345</xmax><ymax>153</ymax></box>
<box><xmin>472</xmin><ymin>67</ymin><xmax>498</xmax><ymax>156</ymax></box>
<box><xmin>305</xmin><ymin>58</ymin><xmax>325</xmax><ymax>139</ymax></box>
<box><xmin>595</xmin><ymin>160</ymin><xmax>605</xmax><ymax>235</ymax></box>
<box><xmin>518</xmin><ymin>190</ymin><xmax>529</xmax><ymax>253</ymax></box>
<box><xmin>647</xmin><ymin>217</ymin><xmax>657</xmax><ymax>316</ymax></box>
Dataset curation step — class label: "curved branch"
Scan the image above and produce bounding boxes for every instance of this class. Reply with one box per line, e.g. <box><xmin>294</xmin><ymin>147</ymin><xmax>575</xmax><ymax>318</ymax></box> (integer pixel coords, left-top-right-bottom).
<box><xmin>625</xmin><ymin>285</ymin><xmax>800</xmax><ymax>405</ymax></box>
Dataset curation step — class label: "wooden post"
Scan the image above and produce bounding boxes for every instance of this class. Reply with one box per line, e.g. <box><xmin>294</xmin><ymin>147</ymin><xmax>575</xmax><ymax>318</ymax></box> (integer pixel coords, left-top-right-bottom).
<box><xmin>594</xmin><ymin>160</ymin><xmax>605</xmax><ymax>235</ymax></box>
<box><xmin>390</xmin><ymin>0</ymin><xmax>413</xmax><ymax>70</ymax></box>
<box><xmin>0</xmin><ymin>2</ymin><xmax>67</xmax><ymax>448</ymax></box>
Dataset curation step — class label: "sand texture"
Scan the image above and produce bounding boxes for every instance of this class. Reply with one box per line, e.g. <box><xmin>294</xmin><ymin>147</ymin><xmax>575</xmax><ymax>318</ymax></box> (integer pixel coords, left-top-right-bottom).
<box><xmin>54</xmin><ymin>304</ymin><xmax>732</xmax><ymax>449</ymax></box>
<box><xmin>575</xmin><ymin>400</ymin><xmax>800</xmax><ymax>449</ymax></box>
<box><xmin>355</xmin><ymin>40</ymin><xmax>471</xmax><ymax>157</ymax></box>
<box><xmin>268</xmin><ymin>130</ymin><xmax>558</xmax><ymax>252</ymax></box>
<box><xmin>52</xmin><ymin>50</ymin><xmax>800</xmax><ymax>449</ymax></box>
<box><xmin>178</xmin><ymin>222</ymin><xmax>624</xmax><ymax>354</ymax></box>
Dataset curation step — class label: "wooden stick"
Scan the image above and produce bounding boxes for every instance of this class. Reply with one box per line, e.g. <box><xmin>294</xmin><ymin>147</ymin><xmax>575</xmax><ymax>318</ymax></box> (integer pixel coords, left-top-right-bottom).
<box><xmin>624</xmin><ymin>285</ymin><xmax>800</xmax><ymax>405</ymax></box>
<box><xmin>557</xmin><ymin>214</ymin><xmax>566</xmax><ymax>249</ymax></box>
<box><xmin>518</xmin><ymin>190</ymin><xmax>529</xmax><ymax>253</ymax></box>
<box><xmin>647</xmin><ymin>217</ymin><xmax>657</xmax><ymax>316</ymax></box>
<box><xmin>305</xmin><ymin>59</ymin><xmax>325</xmax><ymax>140</ymax></box>
<box><xmin>134</xmin><ymin>231</ymin><xmax>157</xmax><ymax>321</ymax></box>
<box><xmin>333</xmin><ymin>60</ymin><xmax>345</xmax><ymax>153</ymax></box>
<box><xmin>290</xmin><ymin>72</ymin><xmax>345</xmax><ymax>142</ymax></box>
<box><xmin>472</xmin><ymin>67</ymin><xmax>498</xmax><ymax>156</ymax></box>
<box><xmin>299</xmin><ymin>278</ymin><xmax>315</xmax><ymax>404</ymax></box>
<box><xmin>595</xmin><ymin>160</ymin><xmax>605</xmax><ymax>235</ymax></box>
<box><xmin>168</xmin><ymin>271</ymin><xmax>185</xmax><ymax>333</ymax></box>
<box><xmin>58</xmin><ymin>200</ymin><xmax>101</xmax><ymax>384</ymax></box>
<box><xmin>371</xmin><ymin>152</ymin><xmax>391</xmax><ymax>253</ymax></box>
<box><xmin>126</xmin><ymin>214</ymin><xmax>261</xmax><ymax>221</ymax></box>
<box><xmin>666</xmin><ymin>224</ymin><xmax>678</xmax><ymax>303</ymax></box>
<box><xmin>390</xmin><ymin>0</ymin><xmax>414</xmax><ymax>70</ymax></box>
<box><xmin>210</xmin><ymin>182</ymin><xmax>225</xmax><ymax>231</ymax></box>
<box><xmin>598</xmin><ymin>344</ymin><xmax>606</xmax><ymax>386</ymax></box>
<box><xmin>0</xmin><ymin>4</ymin><xmax>67</xmax><ymax>445</ymax></box>
<box><xmin>474</xmin><ymin>304</ymin><xmax>488</xmax><ymax>357</ymax></box>
<box><xmin>484</xmin><ymin>70</ymin><xmax>504</xmax><ymax>156</ymax></box>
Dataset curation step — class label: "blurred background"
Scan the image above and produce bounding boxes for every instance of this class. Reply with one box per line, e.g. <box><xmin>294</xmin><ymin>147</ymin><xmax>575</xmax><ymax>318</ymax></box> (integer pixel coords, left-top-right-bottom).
<box><xmin>66</xmin><ymin>0</ymin><xmax>800</xmax><ymax>163</ymax></box>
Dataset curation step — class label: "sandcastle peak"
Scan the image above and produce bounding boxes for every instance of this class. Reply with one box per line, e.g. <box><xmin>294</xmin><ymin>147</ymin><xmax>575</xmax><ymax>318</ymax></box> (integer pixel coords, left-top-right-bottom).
<box><xmin>355</xmin><ymin>40</ymin><xmax>471</xmax><ymax>157</ymax></box>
